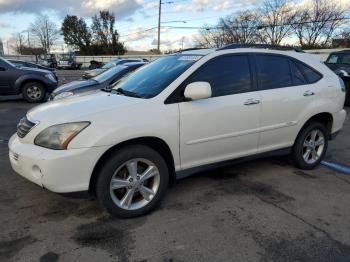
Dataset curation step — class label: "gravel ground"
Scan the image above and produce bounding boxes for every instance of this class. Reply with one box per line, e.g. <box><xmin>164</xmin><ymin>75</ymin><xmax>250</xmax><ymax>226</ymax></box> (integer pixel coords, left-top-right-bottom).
<box><xmin>0</xmin><ymin>76</ymin><xmax>350</xmax><ymax>261</ymax></box>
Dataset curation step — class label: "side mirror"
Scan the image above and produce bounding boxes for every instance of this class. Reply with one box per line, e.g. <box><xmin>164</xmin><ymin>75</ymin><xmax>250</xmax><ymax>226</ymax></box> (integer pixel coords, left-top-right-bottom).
<box><xmin>337</xmin><ymin>69</ymin><xmax>349</xmax><ymax>78</ymax></box>
<box><xmin>184</xmin><ymin>82</ymin><xmax>212</xmax><ymax>101</ymax></box>
<box><xmin>0</xmin><ymin>66</ymin><xmax>6</xmax><ymax>71</ymax></box>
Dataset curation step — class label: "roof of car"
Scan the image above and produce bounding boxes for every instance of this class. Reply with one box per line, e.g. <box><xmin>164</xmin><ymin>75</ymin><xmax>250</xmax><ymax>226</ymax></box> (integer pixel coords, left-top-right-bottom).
<box><xmin>329</xmin><ymin>50</ymin><xmax>350</xmax><ymax>54</ymax></box>
<box><xmin>123</xmin><ymin>61</ymin><xmax>148</xmax><ymax>67</ymax></box>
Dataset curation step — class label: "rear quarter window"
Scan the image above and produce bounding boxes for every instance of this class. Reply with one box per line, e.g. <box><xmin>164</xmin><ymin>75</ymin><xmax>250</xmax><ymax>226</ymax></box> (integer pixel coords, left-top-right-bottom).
<box><xmin>295</xmin><ymin>61</ymin><xmax>322</xmax><ymax>83</ymax></box>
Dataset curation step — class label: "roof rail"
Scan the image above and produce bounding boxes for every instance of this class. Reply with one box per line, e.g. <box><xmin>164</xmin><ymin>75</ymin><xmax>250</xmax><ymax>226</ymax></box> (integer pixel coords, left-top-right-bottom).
<box><xmin>176</xmin><ymin>48</ymin><xmax>207</xmax><ymax>53</ymax></box>
<box><xmin>217</xmin><ymin>44</ymin><xmax>304</xmax><ymax>53</ymax></box>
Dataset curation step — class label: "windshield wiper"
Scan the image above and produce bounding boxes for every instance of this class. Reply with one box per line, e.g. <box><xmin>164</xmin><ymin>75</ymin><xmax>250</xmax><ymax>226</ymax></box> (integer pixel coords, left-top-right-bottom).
<box><xmin>114</xmin><ymin>88</ymin><xmax>142</xmax><ymax>98</ymax></box>
<box><xmin>101</xmin><ymin>87</ymin><xmax>112</xmax><ymax>92</ymax></box>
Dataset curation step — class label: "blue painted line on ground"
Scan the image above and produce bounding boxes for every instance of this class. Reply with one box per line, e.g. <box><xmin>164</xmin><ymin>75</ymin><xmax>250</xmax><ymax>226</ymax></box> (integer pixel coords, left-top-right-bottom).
<box><xmin>321</xmin><ymin>160</ymin><xmax>350</xmax><ymax>175</ymax></box>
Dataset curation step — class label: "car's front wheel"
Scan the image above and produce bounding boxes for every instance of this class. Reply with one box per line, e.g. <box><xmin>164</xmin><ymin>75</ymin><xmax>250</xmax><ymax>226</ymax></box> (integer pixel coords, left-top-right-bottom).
<box><xmin>292</xmin><ymin>122</ymin><xmax>328</xmax><ymax>170</ymax></box>
<box><xmin>22</xmin><ymin>82</ymin><xmax>46</xmax><ymax>103</ymax></box>
<box><xmin>96</xmin><ymin>145</ymin><xmax>169</xmax><ymax>218</ymax></box>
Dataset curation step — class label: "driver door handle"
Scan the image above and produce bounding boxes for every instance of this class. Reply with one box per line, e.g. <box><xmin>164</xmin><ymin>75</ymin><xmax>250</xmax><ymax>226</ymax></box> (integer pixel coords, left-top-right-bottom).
<box><xmin>244</xmin><ymin>99</ymin><xmax>260</xmax><ymax>106</ymax></box>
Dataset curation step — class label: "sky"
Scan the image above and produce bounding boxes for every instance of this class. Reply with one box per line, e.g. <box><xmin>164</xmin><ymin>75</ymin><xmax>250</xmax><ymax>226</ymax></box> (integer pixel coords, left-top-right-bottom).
<box><xmin>0</xmin><ymin>0</ymin><xmax>349</xmax><ymax>53</ymax></box>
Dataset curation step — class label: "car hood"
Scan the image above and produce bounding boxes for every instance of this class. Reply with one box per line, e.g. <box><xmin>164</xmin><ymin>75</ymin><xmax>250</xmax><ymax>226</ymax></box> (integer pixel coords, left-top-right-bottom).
<box><xmin>53</xmin><ymin>80</ymin><xmax>99</xmax><ymax>94</ymax></box>
<box><xmin>21</xmin><ymin>67</ymin><xmax>51</xmax><ymax>74</ymax></box>
<box><xmin>27</xmin><ymin>91</ymin><xmax>143</xmax><ymax>124</ymax></box>
<box><xmin>84</xmin><ymin>68</ymin><xmax>105</xmax><ymax>77</ymax></box>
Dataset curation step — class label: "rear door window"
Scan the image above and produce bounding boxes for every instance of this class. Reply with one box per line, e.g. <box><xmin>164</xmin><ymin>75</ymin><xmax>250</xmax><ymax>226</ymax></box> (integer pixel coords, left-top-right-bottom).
<box><xmin>256</xmin><ymin>55</ymin><xmax>292</xmax><ymax>90</ymax></box>
<box><xmin>290</xmin><ymin>60</ymin><xmax>307</xmax><ymax>85</ymax></box>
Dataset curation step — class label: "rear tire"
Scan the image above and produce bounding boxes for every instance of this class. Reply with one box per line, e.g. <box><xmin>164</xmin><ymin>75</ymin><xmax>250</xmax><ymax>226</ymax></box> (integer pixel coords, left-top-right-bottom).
<box><xmin>96</xmin><ymin>145</ymin><xmax>169</xmax><ymax>218</ymax></box>
<box><xmin>292</xmin><ymin>122</ymin><xmax>328</xmax><ymax>170</ymax></box>
<box><xmin>22</xmin><ymin>82</ymin><xmax>46</xmax><ymax>103</ymax></box>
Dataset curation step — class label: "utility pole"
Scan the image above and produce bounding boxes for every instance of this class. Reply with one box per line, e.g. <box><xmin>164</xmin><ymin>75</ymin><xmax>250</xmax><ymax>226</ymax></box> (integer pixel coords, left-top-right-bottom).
<box><xmin>157</xmin><ymin>0</ymin><xmax>162</xmax><ymax>52</ymax></box>
<box><xmin>27</xmin><ymin>31</ymin><xmax>30</xmax><ymax>48</ymax></box>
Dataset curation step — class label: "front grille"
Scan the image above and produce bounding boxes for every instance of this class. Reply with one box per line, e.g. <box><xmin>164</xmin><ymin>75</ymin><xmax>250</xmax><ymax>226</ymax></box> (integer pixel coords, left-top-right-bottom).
<box><xmin>17</xmin><ymin>117</ymin><xmax>35</xmax><ymax>138</ymax></box>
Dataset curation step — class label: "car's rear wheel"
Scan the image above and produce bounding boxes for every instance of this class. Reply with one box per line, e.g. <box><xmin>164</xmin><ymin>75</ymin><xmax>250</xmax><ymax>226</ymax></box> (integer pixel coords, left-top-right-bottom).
<box><xmin>292</xmin><ymin>122</ymin><xmax>328</xmax><ymax>170</ymax></box>
<box><xmin>96</xmin><ymin>145</ymin><xmax>169</xmax><ymax>218</ymax></box>
<box><xmin>22</xmin><ymin>82</ymin><xmax>46</xmax><ymax>103</ymax></box>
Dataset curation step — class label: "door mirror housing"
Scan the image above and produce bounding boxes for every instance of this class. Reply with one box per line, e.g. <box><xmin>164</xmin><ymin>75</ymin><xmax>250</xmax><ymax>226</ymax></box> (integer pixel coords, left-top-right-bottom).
<box><xmin>184</xmin><ymin>82</ymin><xmax>212</xmax><ymax>101</ymax></box>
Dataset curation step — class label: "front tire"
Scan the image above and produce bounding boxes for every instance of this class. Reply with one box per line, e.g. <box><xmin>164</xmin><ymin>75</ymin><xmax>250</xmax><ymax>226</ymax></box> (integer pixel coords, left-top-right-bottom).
<box><xmin>292</xmin><ymin>122</ymin><xmax>328</xmax><ymax>170</ymax></box>
<box><xmin>96</xmin><ymin>145</ymin><xmax>169</xmax><ymax>218</ymax></box>
<box><xmin>22</xmin><ymin>82</ymin><xmax>46</xmax><ymax>103</ymax></box>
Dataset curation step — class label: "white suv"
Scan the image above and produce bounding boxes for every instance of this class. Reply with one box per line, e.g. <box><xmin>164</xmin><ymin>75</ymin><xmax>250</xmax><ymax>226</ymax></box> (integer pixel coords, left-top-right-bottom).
<box><xmin>9</xmin><ymin>45</ymin><xmax>346</xmax><ymax>217</ymax></box>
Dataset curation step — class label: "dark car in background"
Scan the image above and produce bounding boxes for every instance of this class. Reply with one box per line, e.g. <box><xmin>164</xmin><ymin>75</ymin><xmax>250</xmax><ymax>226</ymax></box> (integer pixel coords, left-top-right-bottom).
<box><xmin>49</xmin><ymin>62</ymin><xmax>147</xmax><ymax>100</ymax></box>
<box><xmin>325</xmin><ymin>50</ymin><xmax>350</xmax><ymax>106</ymax></box>
<box><xmin>83</xmin><ymin>58</ymin><xmax>148</xmax><ymax>79</ymax></box>
<box><xmin>0</xmin><ymin>57</ymin><xmax>58</xmax><ymax>102</ymax></box>
<box><xmin>8</xmin><ymin>59</ymin><xmax>58</xmax><ymax>81</ymax></box>
<box><xmin>38</xmin><ymin>54</ymin><xmax>57</xmax><ymax>68</ymax></box>
<box><xmin>57</xmin><ymin>53</ymin><xmax>82</xmax><ymax>70</ymax></box>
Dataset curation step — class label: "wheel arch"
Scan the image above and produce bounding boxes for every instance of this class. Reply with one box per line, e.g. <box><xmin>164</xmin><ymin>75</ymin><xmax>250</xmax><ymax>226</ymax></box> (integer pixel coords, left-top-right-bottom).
<box><xmin>88</xmin><ymin>136</ymin><xmax>176</xmax><ymax>196</ymax></box>
<box><xmin>296</xmin><ymin>112</ymin><xmax>333</xmax><ymax>142</ymax></box>
<box><xmin>17</xmin><ymin>78</ymin><xmax>47</xmax><ymax>94</ymax></box>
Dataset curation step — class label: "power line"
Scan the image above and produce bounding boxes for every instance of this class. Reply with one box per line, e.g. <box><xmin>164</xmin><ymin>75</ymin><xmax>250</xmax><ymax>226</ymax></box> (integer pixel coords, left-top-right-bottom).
<box><xmin>118</xmin><ymin>16</ymin><xmax>350</xmax><ymax>42</ymax></box>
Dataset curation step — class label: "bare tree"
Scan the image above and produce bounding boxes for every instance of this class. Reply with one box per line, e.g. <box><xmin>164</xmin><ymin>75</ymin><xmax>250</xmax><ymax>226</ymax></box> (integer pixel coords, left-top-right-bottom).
<box><xmin>11</xmin><ymin>32</ymin><xmax>26</xmax><ymax>54</ymax></box>
<box><xmin>30</xmin><ymin>15</ymin><xmax>60</xmax><ymax>53</ymax></box>
<box><xmin>256</xmin><ymin>0</ymin><xmax>297</xmax><ymax>45</ymax></box>
<box><xmin>195</xmin><ymin>25</ymin><xmax>227</xmax><ymax>48</ymax></box>
<box><xmin>293</xmin><ymin>0</ymin><xmax>346</xmax><ymax>48</ymax></box>
<box><xmin>219</xmin><ymin>10</ymin><xmax>261</xmax><ymax>44</ymax></box>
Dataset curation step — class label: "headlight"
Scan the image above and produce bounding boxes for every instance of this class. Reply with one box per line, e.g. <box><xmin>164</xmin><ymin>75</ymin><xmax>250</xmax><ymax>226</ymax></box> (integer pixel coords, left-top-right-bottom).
<box><xmin>34</xmin><ymin>122</ymin><xmax>90</xmax><ymax>150</ymax></box>
<box><xmin>54</xmin><ymin>91</ymin><xmax>74</xmax><ymax>100</ymax></box>
<box><xmin>45</xmin><ymin>73</ymin><xmax>57</xmax><ymax>82</ymax></box>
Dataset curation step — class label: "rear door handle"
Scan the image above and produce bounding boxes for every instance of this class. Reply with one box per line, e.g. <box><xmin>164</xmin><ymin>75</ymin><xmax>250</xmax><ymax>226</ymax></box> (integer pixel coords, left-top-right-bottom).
<box><xmin>303</xmin><ymin>90</ymin><xmax>315</xmax><ymax>97</ymax></box>
<box><xmin>244</xmin><ymin>99</ymin><xmax>260</xmax><ymax>106</ymax></box>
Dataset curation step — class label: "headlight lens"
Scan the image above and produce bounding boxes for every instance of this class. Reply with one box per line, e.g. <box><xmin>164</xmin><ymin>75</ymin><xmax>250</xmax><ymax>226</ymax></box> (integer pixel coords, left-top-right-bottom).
<box><xmin>54</xmin><ymin>91</ymin><xmax>74</xmax><ymax>100</ymax></box>
<box><xmin>34</xmin><ymin>122</ymin><xmax>90</xmax><ymax>150</ymax></box>
<box><xmin>45</xmin><ymin>73</ymin><xmax>57</xmax><ymax>82</ymax></box>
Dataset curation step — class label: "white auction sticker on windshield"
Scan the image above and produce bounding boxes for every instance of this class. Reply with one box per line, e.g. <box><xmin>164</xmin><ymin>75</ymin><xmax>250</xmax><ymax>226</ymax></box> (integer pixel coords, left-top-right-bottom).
<box><xmin>178</xmin><ymin>56</ymin><xmax>202</xmax><ymax>61</ymax></box>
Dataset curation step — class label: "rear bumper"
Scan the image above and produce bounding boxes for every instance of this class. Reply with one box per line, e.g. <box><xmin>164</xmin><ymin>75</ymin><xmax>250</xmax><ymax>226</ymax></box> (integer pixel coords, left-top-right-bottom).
<box><xmin>8</xmin><ymin>134</ymin><xmax>108</xmax><ymax>193</ymax></box>
<box><xmin>332</xmin><ymin>109</ymin><xmax>347</xmax><ymax>134</ymax></box>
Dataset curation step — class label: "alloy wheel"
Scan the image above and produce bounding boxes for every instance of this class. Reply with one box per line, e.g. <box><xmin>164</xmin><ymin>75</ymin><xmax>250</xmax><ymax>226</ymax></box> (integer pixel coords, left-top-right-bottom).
<box><xmin>26</xmin><ymin>85</ymin><xmax>42</xmax><ymax>100</ymax></box>
<box><xmin>302</xmin><ymin>129</ymin><xmax>325</xmax><ymax>164</ymax></box>
<box><xmin>109</xmin><ymin>158</ymin><xmax>160</xmax><ymax>210</ymax></box>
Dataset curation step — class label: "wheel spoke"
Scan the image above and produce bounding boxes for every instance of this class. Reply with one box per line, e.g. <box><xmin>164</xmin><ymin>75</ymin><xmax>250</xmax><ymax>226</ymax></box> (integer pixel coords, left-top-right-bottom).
<box><xmin>311</xmin><ymin>150</ymin><xmax>318</xmax><ymax>160</ymax></box>
<box><xmin>111</xmin><ymin>178</ymin><xmax>130</xmax><ymax>190</ymax></box>
<box><xmin>120</xmin><ymin>189</ymin><xmax>135</xmax><ymax>208</ymax></box>
<box><xmin>139</xmin><ymin>186</ymin><xmax>154</xmax><ymax>201</ymax></box>
<box><xmin>303</xmin><ymin>148</ymin><xmax>311</xmax><ymax>160</ymax></box>
<box><xmin>315</xmin><ymin>137</ymin><xmax>324</xmax><ymax>146</ymax></box>
<box><xmin>140</xmin><ymin>165</ymin><xmax>156</xmax><ymax>182</ymax></box>
<box><xmin>310</xmin><ymin>130</ymin><xmax>318</xmax><ymax>142</ymax></box>
<box><xmin>126</xmin><ymin>160</ymin><xmax>138</xmax><ymax>178</ymax></box>
<box><xmin>303</xmin><ymin>140</ymin><xmax>311</xmax><ymax>148</ymax></box>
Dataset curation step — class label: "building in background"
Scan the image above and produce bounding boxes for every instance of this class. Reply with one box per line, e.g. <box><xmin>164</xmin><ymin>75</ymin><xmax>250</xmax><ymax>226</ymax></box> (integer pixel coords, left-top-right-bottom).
<box><xmin>0</xmin><ymin>39</ymin><xmax>4</xmax><ymax>56</ymax></box>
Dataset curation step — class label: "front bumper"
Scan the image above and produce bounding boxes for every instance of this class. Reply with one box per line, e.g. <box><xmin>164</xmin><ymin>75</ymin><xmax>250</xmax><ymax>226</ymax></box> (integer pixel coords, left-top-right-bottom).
<box><xmin>46</xmin><ymin>81</ymin><xmax>58</xmax><ymax>93</ymax></box>
<box><xmin>8</xmin><ymin>134</ymin><xmax>108</xmax><ymax>193</ymax></box>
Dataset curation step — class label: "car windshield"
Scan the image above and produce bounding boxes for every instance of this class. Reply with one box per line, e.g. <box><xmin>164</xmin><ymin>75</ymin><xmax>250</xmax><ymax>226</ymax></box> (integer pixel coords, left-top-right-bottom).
<box><xmin>93</xmin><ymin>65</ymin><xmax>128</xmax><ymax>83</ymax></box>
<box><xmin>9</xmin><ymin>61</ymin><xmax>23</xmax><ymax>68</ymax></box>
<box><xmin>2</xmin><ymin>58</ymin><xmax>15</xmax><ymax>68</ymax></box>
<box><xmin>112</xmin><ymin>54</ymin><xmax>202</xmax><ymax>98</ymax></box>
<box><xmin>102</xmin><ymin>61</ymin><xmax>116</xmax><ymax>69</ymax></box>
<box><xmin>327</xmin><ymin>53</ymin><xmax>350</xmax><ymax>64</ymax></box>
<box><xmin>59</xmin><ymin>54</ymin><xmax>72</xmax><ymax>60</ymax></box>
